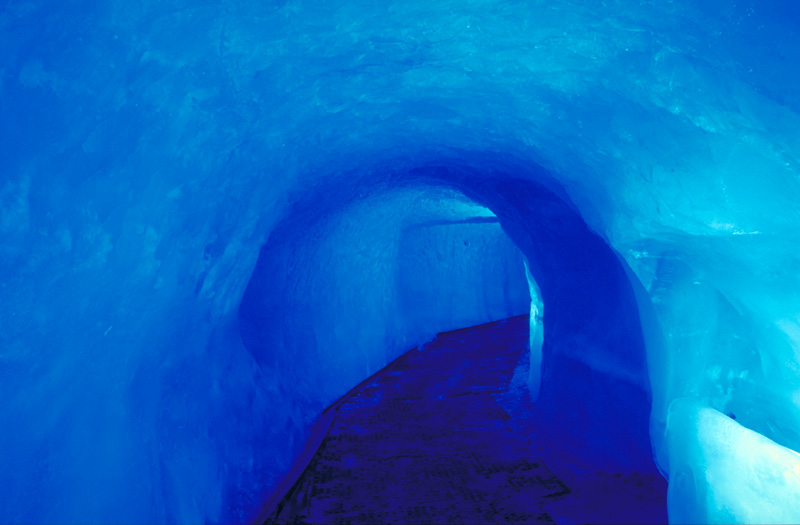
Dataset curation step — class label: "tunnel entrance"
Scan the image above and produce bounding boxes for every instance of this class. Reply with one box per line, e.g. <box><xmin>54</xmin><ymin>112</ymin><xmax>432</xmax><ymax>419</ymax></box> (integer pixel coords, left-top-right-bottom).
<box><xmin>239</xmin><ymin>162</ymin><xmax>662</xmax><ymax>522</ymax></box>
<box><xmin>238</xmin><ymin>184</ymin><xmax>532</xmax><ymax>408</ymax></box>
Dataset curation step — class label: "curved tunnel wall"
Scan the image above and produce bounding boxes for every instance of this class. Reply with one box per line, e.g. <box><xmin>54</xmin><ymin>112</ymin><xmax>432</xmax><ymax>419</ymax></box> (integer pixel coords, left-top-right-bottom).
<box><xmin>3</xmin><ymin>1</ymin><xmax>800</xmax><ymax>523</ymax></box>
<box><xmin>239</xmin><ymin>185</ymin><xmax>532</xmax><ymax>410</ymax></box>
<box><xmin>239</xmin><ymin>169</ymin><xmax>655</xmax><ymax>477</ymax></box>
<box><xmin>418</xmin><ymin>166</ymin><xmax>655</xmax><ymax>470</ymax></box>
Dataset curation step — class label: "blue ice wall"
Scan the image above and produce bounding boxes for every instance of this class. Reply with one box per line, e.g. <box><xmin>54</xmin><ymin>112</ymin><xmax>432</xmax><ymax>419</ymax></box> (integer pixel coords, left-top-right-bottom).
<box><xmin>239</xmin><ymin>186</ymin><xmax>530</xmax><ymax>413</ymax></box>
<box><xmin>396</xmin><ymin>215</ymin><xmax>530</xmax><ymax>337</ymax></box>
<box><xmin>2</xmin><ymin>0</ymin><xmax>800</xmax><ymax>523</ymax></box>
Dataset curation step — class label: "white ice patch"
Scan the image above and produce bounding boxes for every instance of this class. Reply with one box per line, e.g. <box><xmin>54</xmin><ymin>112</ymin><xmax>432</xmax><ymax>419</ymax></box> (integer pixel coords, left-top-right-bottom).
<box><xmin>524</xmin><ymin>260</ymin><xmax>544</xmax><ymax>401</ymax></box>
<box><xmin>666</xmin><ymin>397</ymin><xmax>800</xmax><ymax>525</ymax></box>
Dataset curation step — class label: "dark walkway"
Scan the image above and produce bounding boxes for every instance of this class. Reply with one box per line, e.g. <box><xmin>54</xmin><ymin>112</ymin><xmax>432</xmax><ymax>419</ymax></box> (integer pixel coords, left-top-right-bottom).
<box><xmin>264</xmin><ymin>315</ymin><xmax>667</xmax><ymax>524</ymax></box>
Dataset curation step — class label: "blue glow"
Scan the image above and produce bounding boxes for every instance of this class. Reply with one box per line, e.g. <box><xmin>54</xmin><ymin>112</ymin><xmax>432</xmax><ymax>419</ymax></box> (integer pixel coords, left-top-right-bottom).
<box><xmin>2</xmin><ymin>1</ymin><xmax>800</xmax><ymax>523</ymax></box>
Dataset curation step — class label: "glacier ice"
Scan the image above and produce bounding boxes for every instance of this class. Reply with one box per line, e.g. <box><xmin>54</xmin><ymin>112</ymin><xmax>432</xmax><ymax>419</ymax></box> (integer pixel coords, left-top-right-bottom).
<box><xmin>524</xmin><ymin>259</ymin><xmax>544</xmax><ymax>401</ymax></box>
<box><xmin>239</xmin><ymin>186</ymin><xmax>531</xmax><ymax>404</ymax></box>
<box><xmin>667</xmin><ymin>397</ymin><xmax>800</xmax><ymax>524</ymax></box>
<box><xmin>2</xmin><ymin>0</ymin><xmax>800</xmax><ymax>523</ymax></box>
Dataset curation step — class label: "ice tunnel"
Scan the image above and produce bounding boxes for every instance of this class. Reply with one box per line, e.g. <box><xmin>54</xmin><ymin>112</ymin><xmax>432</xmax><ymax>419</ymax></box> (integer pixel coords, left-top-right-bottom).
<box><xmin>2</xmin><ymin>0</ymin><xmax>800</xmax><ymax>524</ymax></box>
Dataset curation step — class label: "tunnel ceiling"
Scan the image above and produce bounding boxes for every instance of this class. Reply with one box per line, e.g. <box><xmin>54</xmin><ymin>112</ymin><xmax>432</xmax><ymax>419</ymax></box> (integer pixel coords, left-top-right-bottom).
<box><xmin>2</xmin><ymin>1</ymin><xmax>800</xmax><ymax>524</ymax></box>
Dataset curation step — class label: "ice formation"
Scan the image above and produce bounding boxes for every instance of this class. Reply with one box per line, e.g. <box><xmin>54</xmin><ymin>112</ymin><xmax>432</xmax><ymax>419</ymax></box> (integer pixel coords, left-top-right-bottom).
<box><xmin>524</xmin><ymin>260</ymin><xmax>544</xmax><ymax>400</ymax></box>
<box><xmin>667</xmin><ymin>398</ymin><xmax>800</xmax><ymax>524</ymax></box>
<box><xmin>1</xmin><ymin>0</ymin><xmax>799</xmax><ymax>523</ymax></box>
<box><xmin>239</xmin><ymin>186</ymin><xmax>531</xmax><ymax>406</ymax></box>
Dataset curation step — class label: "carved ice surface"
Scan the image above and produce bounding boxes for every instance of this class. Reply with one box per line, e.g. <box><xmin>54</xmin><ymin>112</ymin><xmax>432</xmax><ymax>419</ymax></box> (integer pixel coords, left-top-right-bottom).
<box><xmin>1</xmin><ymin>0</ymin><xmax>799</xmax><ymax>523</ymax></box>
<box><xmin>524</xmin><ymin>260</ymin><xmax>544</xmax><ymax>401</ymax></box>
<box><xmin>667</xmin><ymin>398</ymin><xmax>800</xmax><ymax>525</ymax></box>
<box><xmin>239</xmin><ymin>186</ymin><xmax>531</xmax><ymax>407</ymax></box>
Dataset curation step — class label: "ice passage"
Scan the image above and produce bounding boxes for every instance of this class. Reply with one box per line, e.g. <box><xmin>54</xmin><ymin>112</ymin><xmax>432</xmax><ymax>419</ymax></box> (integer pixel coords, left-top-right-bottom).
<box><xmin>2</xmin><ymin>0</ymin><xmax>800</xmax><ymax>524</ymax></box>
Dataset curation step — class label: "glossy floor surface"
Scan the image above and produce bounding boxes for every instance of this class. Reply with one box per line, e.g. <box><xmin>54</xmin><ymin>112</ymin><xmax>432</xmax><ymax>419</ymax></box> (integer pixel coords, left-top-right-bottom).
<box><xmin>264</xmin><ymin>315</ymin><xmax>667</xmax><ymax>524</ymax></box>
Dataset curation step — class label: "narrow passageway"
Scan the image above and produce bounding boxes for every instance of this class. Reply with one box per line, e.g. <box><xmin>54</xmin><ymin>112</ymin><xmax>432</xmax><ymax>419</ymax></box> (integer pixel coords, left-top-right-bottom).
<box><xmin>264</xmin><ymin>315</ymin><xmax>667</xmax><ymax>524</ymax></box>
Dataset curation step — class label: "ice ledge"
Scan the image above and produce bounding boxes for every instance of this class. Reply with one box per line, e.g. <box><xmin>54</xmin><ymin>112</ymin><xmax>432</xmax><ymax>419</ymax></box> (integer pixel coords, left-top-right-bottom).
<box><xmin>666</xmin><ymin>397</ymin><xmax>800</xmax><ymax>524</ymax></box>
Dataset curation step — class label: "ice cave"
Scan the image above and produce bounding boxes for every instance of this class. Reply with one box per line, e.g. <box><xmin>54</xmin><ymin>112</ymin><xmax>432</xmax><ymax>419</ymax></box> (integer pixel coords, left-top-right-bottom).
<box><xmin>2</xmin><ymin>0</ymin><xmax>800</xmax><ymax>524</ymax></box>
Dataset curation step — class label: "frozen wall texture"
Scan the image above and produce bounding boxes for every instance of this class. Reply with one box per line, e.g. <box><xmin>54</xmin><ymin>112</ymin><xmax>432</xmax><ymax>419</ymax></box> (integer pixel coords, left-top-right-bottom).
<box><xmin>2</xmin><ymin>0</ymin><xmax>800</xmax><ymax>523</ymax></box>
<box><xmin>239</xmin><ymin>186</ymin><xmax>530</xmax><ymax>414</ymax></box>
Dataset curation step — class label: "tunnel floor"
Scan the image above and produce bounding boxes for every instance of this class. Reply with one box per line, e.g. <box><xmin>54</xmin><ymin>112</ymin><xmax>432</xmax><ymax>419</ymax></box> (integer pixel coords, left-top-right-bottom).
<box><xmin>263</xmin><ymin>315</ymin><xmax>667</xmax><ymax>524</ymax></box>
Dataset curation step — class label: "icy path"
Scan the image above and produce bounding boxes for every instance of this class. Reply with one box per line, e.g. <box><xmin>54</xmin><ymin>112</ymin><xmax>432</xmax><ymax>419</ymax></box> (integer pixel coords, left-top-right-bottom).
<box><xmin>263</xmin><ymin>315</ymin><xmax>667</xmax><ymax>524</ymax></box>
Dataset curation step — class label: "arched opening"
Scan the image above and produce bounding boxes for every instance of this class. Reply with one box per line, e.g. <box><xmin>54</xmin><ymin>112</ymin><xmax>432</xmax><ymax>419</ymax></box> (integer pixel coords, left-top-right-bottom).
<box><xmin>239</xmin><ymin>160</ymin><xmax>662</xmax><ymax>521</ymax></box>
<box><xmin>6</xmin><ymin>1</ymin><xmax>800</xmax><ymax>523</ymax></box>
<box><xmin>239</xmin><ymin>183</ymin><xmax>532</xmax><ymax>410</ymax></box>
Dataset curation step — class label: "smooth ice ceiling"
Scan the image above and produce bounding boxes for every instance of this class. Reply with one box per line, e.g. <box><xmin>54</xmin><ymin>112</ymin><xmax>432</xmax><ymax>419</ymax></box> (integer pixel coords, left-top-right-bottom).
<box><xmin>2</xmin><ymin>1</ymin><xmax>800</xmax><ymax>524</ymax></box>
